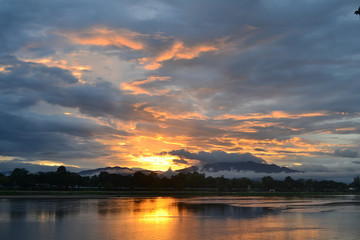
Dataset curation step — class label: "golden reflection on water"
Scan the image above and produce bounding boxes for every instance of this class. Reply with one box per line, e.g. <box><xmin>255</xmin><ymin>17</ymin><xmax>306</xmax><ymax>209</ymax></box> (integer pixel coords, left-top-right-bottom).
<box><xmin>132</xmin><ymin>198</ymin><xmax>179</xmax><ymax>223</ymax></box>
<box><xmin>2</xmin><ymin>196</ymin><xmax>359</xmax><ymax>240</ymax></box>
<box><xmin>237</xmin><ymin>214</ymin><xmax>322</xmax><ymax>240</ymax></box>
<box><xmin>103</xmin><ymin>197</ymin><xmax>327</xmax><ymax>240</ymax></box>
<box><xmin>119</xmin><ymin>198</ymin><xmax>184</xmax><ymax>239</ymax></box>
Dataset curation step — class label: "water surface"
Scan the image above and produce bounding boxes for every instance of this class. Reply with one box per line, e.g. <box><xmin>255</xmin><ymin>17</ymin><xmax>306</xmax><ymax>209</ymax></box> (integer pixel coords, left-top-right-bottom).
<box><xmin>1</xmin><ymin>195</ymin><xmax>359</xmax><ymax>240</ymax></box>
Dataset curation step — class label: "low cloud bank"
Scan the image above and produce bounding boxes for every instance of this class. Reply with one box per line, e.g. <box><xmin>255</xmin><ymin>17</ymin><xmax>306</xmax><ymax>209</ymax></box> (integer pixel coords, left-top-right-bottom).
<box><xmin>164</xmin><ymin>149</ymin><xmax>266</xmax><ymax>164</ymax></box>
<box><xmin>202</xmin><ymin>170</ymin><xmax>358</xmax><ymax>183</ymax></box>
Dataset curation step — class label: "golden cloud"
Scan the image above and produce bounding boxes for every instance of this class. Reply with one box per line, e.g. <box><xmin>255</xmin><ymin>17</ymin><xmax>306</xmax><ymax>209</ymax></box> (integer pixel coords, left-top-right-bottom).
<box><xmin>57</xmin><ymin>26</ymin><xmax>226</xmax><ymax>71</ymax></box>
<box><xmin>59</xmin><ymin>26</ymin><xmax>145</xmax><ymax>50</ymax></box>
<box><xmin>121</xmin><ymin>76</ymin><xmax>171</xmax><ymax>96</ymax></box>
<box><xmin>138</xmin><ymin>41</ymin><xmax>218</xmax><ymax>70</ymax></box>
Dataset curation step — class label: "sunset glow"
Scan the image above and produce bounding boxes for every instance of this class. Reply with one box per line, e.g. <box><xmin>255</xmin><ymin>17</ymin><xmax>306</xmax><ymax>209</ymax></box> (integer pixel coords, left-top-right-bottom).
<box><xmin>1</xmin><ymin>0</ymin><xmax>360</xmax><ymax>181</ymax></box>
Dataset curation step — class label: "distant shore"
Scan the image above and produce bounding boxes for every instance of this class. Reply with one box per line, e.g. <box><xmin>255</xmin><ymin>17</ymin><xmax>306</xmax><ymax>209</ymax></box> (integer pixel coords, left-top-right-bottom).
<box><xmin>1</xmin><ymin>190</ymin><xmax>359</xmax><ymax>198</ymax></box>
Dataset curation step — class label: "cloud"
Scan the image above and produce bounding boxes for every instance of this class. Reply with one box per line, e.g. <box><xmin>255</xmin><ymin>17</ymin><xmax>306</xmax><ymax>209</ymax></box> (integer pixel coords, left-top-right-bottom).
<box><xmin>172</xmin><ymin>159</ymin><xmax>188</xmax><ymax>165</ymax></box>
<box><xmin>1</xmin><ymin>0</ymin><xmax>360</xmax><ymax>172</ymax></box>
<box><xmin>121</xmin><ymin>75</ymin><xmax>171</xmax><ymax>95</ymax></box>
<box><xmin>60</xmin><ymin>26</ymin><xmax>145</xmax><ymax>50</ymax></box>
<box><xmin>58</xmin><ymin>25</ymin><xmax>223</xmax><ymax>70</ymax></box>
<box><xmin>0</xmin><ymin>56</ymin><xmax>155</xmax><ymax>121</ymax></box>
<box><xmin>292</xmin><ymin>164</ymin><xmax>333</xmax><ymax>173</ymax></box>
<box><xmin>254</xmin><ymin>148</ymin><xmax>266</xmax><ymax>152</ymax></box>
<box><xmin>0</xmin><ymin>159</ymin><xmax>82</xmax><ymax>174</ymax></box>
<box><xmin>138</xmin><ymin>40</ymin><xmax>219</xmax><ymax>70</ymax></box>
<box><xmin>0</xmin><ymin>110</ymin><xmax>120</xmax><ymax>160</ymax></box>
<box><xmin>201</xmin><ymin>170</ymin><xmax>358</xmax><ymax>183</ymax></box>
<box><xmin>0</xmin><ymin>56</ymin><xmax>133</xmax><ymax>164</ymax></box>
<box><xmin>333</xmin><ymin>149</ymin><xmax>359</xmax><ymax>158</ymax></box>
<box><xmin>166</xmin><ymin>149</ymin><xmax>266</xmax><ymax>164</ymax></box>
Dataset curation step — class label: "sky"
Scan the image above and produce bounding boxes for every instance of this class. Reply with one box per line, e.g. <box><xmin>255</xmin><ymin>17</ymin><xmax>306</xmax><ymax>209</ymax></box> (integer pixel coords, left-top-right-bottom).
<box><xmin>1</xmin><ymin>0</ymin><xmax>360</xmax><ymax>180</ymax></box>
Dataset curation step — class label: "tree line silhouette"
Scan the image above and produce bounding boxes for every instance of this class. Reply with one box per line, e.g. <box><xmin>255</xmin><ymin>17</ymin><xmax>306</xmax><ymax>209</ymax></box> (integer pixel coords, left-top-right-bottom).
<box><xmin>0</xmin><ymin>166</ymin><xmax>359</xmax><ymax>193</ymax></box>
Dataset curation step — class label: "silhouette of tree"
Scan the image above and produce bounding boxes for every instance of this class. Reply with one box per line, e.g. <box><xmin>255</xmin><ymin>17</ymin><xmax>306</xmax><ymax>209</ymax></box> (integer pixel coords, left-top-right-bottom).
<box><xmin>133</xmin><ymin>172</ymin><xmax>150</xmax><ymax>188</ymax></box>
<box><xmin>284</xmin><ymin>176</ymin><xmax>296</xmax><ymax>191</ymax></box>
<box><xmin>352</xmin><ymin>176</ymin><xmax>360</xmax><ymax>190</ymax></box>
<box><xmin>10</xmin><ymin>168</ymin><xmax>30</xmax><ymax>189</ymax></box>
<box><xmin>0</xmin><ymin>173</ymin><xmax>8</xmax><ymax>186</ymax></box>
<box><xmin>0</xmin><ymin>166</ymin><xmax>355</xmax><ymax>192</ymax></box>
<box><xmin>98</xmin><ymin>171</ymin><xmax>112</xmax><ymax>188</ymax></box>
<box><xmin>205</xmin><ymin>176</ymin><xmax>217</xmax><ymax>188</ymax></box>
<box><xmin>261</xmin><ymin>176</ymin><xmax>274</xmax><ymax>191</ymax></box>
<box><xmin>57</xmin><ymin>166</ymin><xmax>67</xmax><ymax>174</ymax></box>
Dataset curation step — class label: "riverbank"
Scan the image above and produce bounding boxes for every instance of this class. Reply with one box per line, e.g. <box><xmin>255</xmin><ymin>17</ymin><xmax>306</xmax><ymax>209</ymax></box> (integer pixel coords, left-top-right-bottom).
<box><xmin>1</xmin><ymin>190</ymin><xmax>359</xmax><ymax>198</ymax></box>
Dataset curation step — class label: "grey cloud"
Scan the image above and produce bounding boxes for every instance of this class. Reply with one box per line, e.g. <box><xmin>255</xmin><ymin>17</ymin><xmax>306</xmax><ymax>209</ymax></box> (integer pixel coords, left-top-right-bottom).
<box><xmin>254</xmin><ymin>148</ymin><xmax>266</xmax><ymax>152</ymax></box>
<box><xmin>0</xmin><ymin>56</ymin><xmax>154</xmax><ymax>121</ymax></box>
<box><xmin>203</xmin><ymin>170</ymin><xmax>358</xmax><ymax>183</ymax></box>
<box><xmin>3</xmin><ymin>0</ymin><xmax>359</xmax><ymax>117</ymax></box>
<box><xmin>167</xmin><ymin>149</ymin><xmax>266</xmax><ymax>164</ymax></box>
<box><xmin>240</xmin><ymin>126</ymin><xmax>299</xmax><ymax>140</ymax></box>
<box><xmin>1</xmin><ymin>0</ymin><xmax>360</xmax><ymax>172</ymax></box>
<box><xmin>292</xmin><ymin>164</ymin><xmax>333</xmax><ymax>173</ymax></box>
<box><xmin>172</xmin><ymin>159</ymin><xmax>188</xmax><ymax>165</ymax></box>
<box><xmin>0</xmin><ymin>159</ymin><xmax>83</xmax><ymax>174</ymax></box>
<box><xmin>333</xmin><ymin>149</ymin><xmax>359</xmax><ymax>158</ymax></box>
<box><xmin>0</xmin><ymin>111</ymin><xmax>118</xmax><ymax>160</ymax></box>
<box><xmin>135</xmin><ymin>119</ymin><xmax>227</xmax><ymax>139</ymax></box>
<box><xmin>154</xmin><ymin>1</ymin><xmax>360</xmax><ymax>114</ymax></box>
<box><xmin>0</xmin><ymin>55</ymin><xmax>141</xmax><ymax>164</ymax></box>
<box><xmin>0</xmin><ymin>56</ymin><xmax>78</xmax><ymax>88</ymax></box>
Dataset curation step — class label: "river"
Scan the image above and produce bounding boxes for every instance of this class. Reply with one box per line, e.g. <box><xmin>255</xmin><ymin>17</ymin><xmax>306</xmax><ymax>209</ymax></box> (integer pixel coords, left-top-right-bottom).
<box><xmin>1</xmin><ymin>195</ymin><xmax>359</xmax><ymax>239</ymax></box>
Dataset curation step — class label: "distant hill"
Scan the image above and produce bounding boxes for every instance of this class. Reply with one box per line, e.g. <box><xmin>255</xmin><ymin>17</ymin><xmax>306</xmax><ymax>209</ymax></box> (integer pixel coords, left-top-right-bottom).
<box><xmin>78</xmin><ymin>166</ymin><xmax>163</xmax><ymax>176</ymax></box>
<box><xmin>78</xmin><ymin>166</ymin><xmax>136</xmax><ymax>176</ymax></box>
<box><xmin>177</xmin><ymin>161</ymin><xmax>300</xmax><ymax>174</ymax></box>
<box><xmin>78</xmin><ymin>161</ymin><xmax>300</xmax><ymax>177</ymax></box>
<box><xmin>201</xmin><ymin>161</ymin><xmax>300</xmax><ymax>173</ymax></box>
<box><xmin>176</xmin><ymin>166</ymin><xmax>199</xmax><ymax>174</ymax></box>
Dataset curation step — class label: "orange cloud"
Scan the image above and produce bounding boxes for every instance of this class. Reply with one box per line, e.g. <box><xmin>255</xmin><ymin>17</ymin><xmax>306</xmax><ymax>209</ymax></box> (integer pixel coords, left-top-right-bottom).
<box><xmin>24</xmin><ymin>160</ymin><xmax>79</xmax><ymax>168</ymax></box>
<box><xmin>215</xmin><ymin>111</ymin><xmax>328</xmax><ymax>121</ymax></box>
<box><xmin>138</xmin><ymin>41</ymin><xmax>218</xmax><ymax>70</ymax></box>
<box><xmin>0</xmin><ymin>64</ymin><xmax>12</xmax><ymax>73</ymax></box>
<box><xmin>57</xmin><ymin>26</ymin><xmax>226</xmax><ymax>71</ymax></box>
<box><xmin>121</xmin><ymin>76</ymin><xmax>171</xmax><ymax>95</ymax></box>
<box><xmin>334</xmin><ymin>127</ymin><xmax>356</xmax><ymax>132</ymax></box>
<box><xmin>60</xmin><ymin>26</ymin><xmax>145</xmax><ymax>50</ymax></box>
<box><xmin>143</xmin><ymin>106</ymin><xmax>208</xmax><ymax>121</ymax></box>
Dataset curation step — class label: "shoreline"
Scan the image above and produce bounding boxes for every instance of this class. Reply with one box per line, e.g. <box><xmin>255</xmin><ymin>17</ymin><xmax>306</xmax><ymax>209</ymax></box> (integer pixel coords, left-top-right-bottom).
<box><xmin>1</xmin><ymin>190</ymin><xmax>359</xmax><ymax>199</ymax></box>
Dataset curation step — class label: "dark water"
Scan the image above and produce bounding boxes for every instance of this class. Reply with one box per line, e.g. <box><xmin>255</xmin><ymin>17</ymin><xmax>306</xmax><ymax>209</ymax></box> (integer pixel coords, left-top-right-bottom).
<box><xmin>1</xmin><ymin>195</ymin><xmax>359</xmax><ymax>240</ymax></box>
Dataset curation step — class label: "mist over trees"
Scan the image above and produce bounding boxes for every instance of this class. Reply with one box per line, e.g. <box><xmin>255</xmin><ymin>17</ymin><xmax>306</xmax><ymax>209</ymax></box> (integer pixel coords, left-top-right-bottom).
<box><xmin>1</xmin><ymin>166</ymin><xmax>358</xmax><ymax>193</ymax></box>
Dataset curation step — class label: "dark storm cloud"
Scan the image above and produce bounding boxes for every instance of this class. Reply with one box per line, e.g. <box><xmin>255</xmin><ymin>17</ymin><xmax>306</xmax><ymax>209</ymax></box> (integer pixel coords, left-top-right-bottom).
<box><xmin>165</xmin><ymin>149</ymin><xmax>266</xmax><ymax>164</ymax></box>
